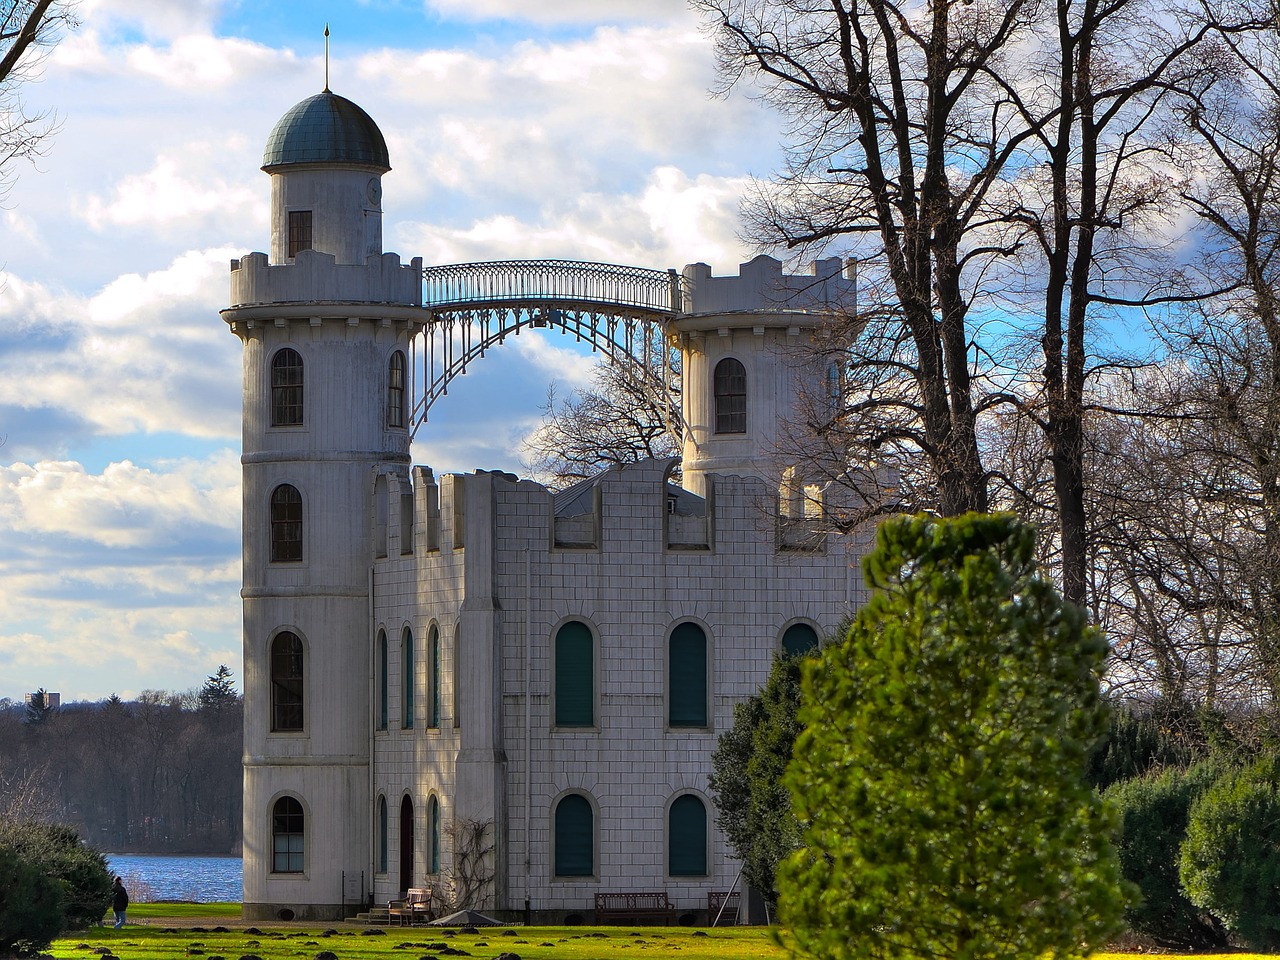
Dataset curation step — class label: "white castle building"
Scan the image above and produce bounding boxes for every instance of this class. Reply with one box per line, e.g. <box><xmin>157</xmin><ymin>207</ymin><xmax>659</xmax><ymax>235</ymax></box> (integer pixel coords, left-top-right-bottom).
<box><xmin>224</xmin><ymin>89</ymin><xmax>871</xmax><ymax>922</ymax></box>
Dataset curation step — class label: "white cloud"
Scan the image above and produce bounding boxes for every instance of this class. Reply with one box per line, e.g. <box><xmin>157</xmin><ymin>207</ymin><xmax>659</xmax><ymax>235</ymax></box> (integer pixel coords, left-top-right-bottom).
<box><xmin>0</xmin><ymin>451</ymin><xmax>240</xmax><ymax>548</ymax></box>
<box><xmin>83</xmin><ymin>154</ymin><xmax>258</xmax><ymax>231</ymax></box>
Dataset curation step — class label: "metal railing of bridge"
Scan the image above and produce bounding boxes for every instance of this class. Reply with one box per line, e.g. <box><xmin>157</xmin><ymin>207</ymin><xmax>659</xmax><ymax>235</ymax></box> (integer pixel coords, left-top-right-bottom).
<box><xmin>421</xmin><ymin>259</ymin><xmax>681</xmax><ymax>315</ymax></box>
<box><xmin>410</xmin><ymin>259</ymin><xmax>684</xmax><ymax>438</ymax></box>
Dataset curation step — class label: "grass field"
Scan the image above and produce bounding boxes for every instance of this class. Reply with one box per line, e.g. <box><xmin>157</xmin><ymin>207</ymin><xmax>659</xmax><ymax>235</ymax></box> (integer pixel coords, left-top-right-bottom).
<box><xmin>48</xmin><ymin>906</ymin><xmax>1280</xmax><ymax>960</ymax></box>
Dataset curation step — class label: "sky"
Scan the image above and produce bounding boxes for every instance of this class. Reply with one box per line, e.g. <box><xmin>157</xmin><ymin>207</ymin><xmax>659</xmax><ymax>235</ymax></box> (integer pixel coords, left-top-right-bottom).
<box><xmin>0</xmin><ymin>0</ymin><xmax>787</xmax><ymax>702</ymax></box>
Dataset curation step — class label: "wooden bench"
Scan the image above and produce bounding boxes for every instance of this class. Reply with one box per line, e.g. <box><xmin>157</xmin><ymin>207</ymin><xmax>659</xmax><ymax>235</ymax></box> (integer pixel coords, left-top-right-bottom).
<box><xmin>387</xmin><ymin>887</ymin><xmax>432</xmax><ymax>925</ymax></box>
<box><xmin>707</xmin><ymin>890</ymin><xmax>740</xmax><ymax>925</ymax></box>
<box><xmin>594</xmin><ymin>891</ymin><xmax>676</xmax><ymax>925</ymax></box>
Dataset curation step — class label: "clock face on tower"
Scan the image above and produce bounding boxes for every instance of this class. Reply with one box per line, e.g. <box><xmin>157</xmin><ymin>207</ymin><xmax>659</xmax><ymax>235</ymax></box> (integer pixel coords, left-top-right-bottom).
<box><xmin>366</xmin><ymin>178</ymin><xmax>382</xmax><ymax>205</ymax></box>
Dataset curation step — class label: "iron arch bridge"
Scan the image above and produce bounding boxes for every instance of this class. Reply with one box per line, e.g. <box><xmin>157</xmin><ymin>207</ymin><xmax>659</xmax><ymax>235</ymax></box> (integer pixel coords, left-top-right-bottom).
<box><xmin>410</xmin><ymin>259</ymin><xmax>686</xmax><ymax>438</ymax></box>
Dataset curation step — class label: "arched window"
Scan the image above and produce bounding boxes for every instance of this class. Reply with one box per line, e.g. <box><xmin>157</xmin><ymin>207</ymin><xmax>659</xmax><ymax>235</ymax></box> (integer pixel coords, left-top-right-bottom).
<box><xmin>377</xmin><ymin>796</ymin><xmax>389</xmax><ymax>873</ymax></box>
<box><xmin>402</xmin><ymin>627</ymin><xmax>415</xmax><ymax>729</ymax></box>
<box><xmin>428</xmin><ymin>625</ymin><xmax>441</xmax><ymax>728</ymax></box>
<box><xmin>781</xmin><ymin>622</ymin><xmax>820</xmax><ymax>658</ymax></box>
<box><xmin>428</xmin><ymin>796</ymin><xmax>440</xmax><ymax>874</ymax></box>
<box><xmin>668</xmin><ymin>795</ymin><xmax>708</xmax><ymax>877</ymax></box>
<box><xmin>272</xmin><ymin>796</ymin><xmax>304</xmax><ymax>873</ymax></box>
<box><xmin>453</xmin><ymin>624</ymin><xmax>462</xmax><ymax>729</ymax></box>
<box><xmin>270</xmin><ymin>484</ymin><xmax>303</xmax><ymax>563</ymax></box>
<box><xmin>387</xmin><ymin>351</ymin><xmax>407</xmax><ymax>428</ymax></box>
<box><xmin>270</xmin><ymin>632</ymin><xmax>304</xmax><ymax>732</ymax></box>
<box><xmin>271</xmin><ymin>348</ymin><xmax>304</xmax><ymax>426</ymax></box>
<box><xmin>377</xmin><ymin>629</ymin><xmax>389</xmax><ymax>731</ymax></box>
<box><xmin>554</xmin><ymin>621</ymin><xmax>593</xmax><ymax>727</ymax></box>
<box><xmin>713</xmin><ymin>357</ymin><xmax>747</xmax><ymax>434</ymax></box>
<box><xmin>399</xmin><ymin>795</ymin><xmax>414</xmax><ymax>892</ymax></box>
<box><xmin>669</xmin><ymin>622</ymin><xmax>708</xmax><ymax>728</ymax></box>
<box><xmin>553</xmin><ymin>793</ymin><xmax>594</xmax><ymax>878</ymax></box>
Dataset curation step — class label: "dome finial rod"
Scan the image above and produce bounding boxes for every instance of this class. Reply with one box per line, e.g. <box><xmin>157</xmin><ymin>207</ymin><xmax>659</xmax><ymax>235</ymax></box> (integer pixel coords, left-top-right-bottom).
<box><xmin>323</xmin><ymin>23</ymin><xmax>330</xmax><ymax>92</ymax></box>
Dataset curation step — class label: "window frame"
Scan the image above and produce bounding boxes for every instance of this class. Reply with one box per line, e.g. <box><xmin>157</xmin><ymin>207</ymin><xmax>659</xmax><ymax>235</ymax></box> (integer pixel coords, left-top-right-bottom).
<box><xmin>552</xmin><ymin>791</ymin><xmax>596</xmax><ymax>879</ymax></box>
<box><xmin>668</xmin><ymin>621</ymin><xmax>709</xmax><ymax>729</ymax></box>
<box><xmin>401</xmin><ymin>626</ymin><xmax>415</xmax><ymax>730</ymax></box>
<box><xmin>427</xmin><ymin>795</ymin><xmax>440</xmax><ymax>875</ymax></box>
<box><xmin>553</xmin><ymin>620</ymin><xmax>596</xmax><ymax>729</ymax></box>
<box><xmin>387</xmin><ymin>351</ymin><xmax>407</xmax><ymax>428</ymax></box>
<box><xmin>271</xmin><ymin>795</ymin><xmax>305</xmax><ymax>874</ymax></box>
<box><xmin>377</xmin><ymin>795</ymin><xmax>389</xmax><ymax>874</ymax></box>
<box><xmin>269</xmin><ymin>484</ymin><xmax>303</xmax><ymax>563</ymax></box>
<box><xmin>377</xmin><ymin>629</ymin><xmax>389</xmax><ymax>731</ymax></box>
<box><xmin>427</xmin><ymin>624</ymin><xmax>441</xmax><ymax>728</ymax></box>
<box><xmin>713</xmin><ymin>357</ymin><xmax>747</xmax><ymax>434</ymax></box>
<box><xmin>270</xmin><ymin>631</ymin><xmax>305</xmax><ymax>733</ymax></box>
<box><xmin>287</xmin><ymin>210</ymin><xmax>313</xmax><ymax>258</ymax></box>
<box><xmin>270</xmin><ymin>348</ymin><xmax>304</xmax><ymax>427</ymax></box>
<box><xmin>780</xmin><ymin>621</ymin><xmax>821</xmax><ymax>658</ymax></box>
<box><xmin>667</xmin><ymin>793</ymin><xmax>709</xmax><ymax>878</ymax></box>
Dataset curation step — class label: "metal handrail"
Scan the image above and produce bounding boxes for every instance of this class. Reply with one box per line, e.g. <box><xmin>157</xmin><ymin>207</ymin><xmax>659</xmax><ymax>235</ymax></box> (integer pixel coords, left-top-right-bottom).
<box><xmin>422</xmin><ymin>260</ymin><xmax>680</xmax><ymax>314</ymax></box>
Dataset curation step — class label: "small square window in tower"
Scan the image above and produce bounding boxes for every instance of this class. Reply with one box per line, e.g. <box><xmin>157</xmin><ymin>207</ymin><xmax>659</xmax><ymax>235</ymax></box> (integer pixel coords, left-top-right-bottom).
<box><xmin>287</xmin><ymin>210</ymin><xmax>313</xmax><ymax>258</ymax></box>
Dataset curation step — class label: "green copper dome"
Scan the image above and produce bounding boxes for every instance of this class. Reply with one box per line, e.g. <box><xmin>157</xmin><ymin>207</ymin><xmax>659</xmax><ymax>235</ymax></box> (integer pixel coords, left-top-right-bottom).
<box><xmin>262</xmin><ymin>91</ymin><xmax>390</xmax><ymax>172</ymax></box>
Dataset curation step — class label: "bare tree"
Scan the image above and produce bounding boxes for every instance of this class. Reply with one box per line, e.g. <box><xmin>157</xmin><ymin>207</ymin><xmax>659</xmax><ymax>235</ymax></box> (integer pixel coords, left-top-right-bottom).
<box><xmin>523</xmin><ymin>329</ymin><xmax>680</xmax><ymax>489</ymax></box>
<box><xmin>692</xmin><ymin>0</ymin><xmax>1268</xmax><ymax>607</ymax></box>
<box><xmin>0</xmin><ymin>0</ymin><xmax>76</xmax><ymax>197</ymax></box>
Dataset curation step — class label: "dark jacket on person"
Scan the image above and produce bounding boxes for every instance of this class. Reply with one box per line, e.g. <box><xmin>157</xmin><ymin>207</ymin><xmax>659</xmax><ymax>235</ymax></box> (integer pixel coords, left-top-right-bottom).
<box><xmin>112</xmin><ymin>881</ymin><xmax>128</xmax><ymax>912</ymax></box>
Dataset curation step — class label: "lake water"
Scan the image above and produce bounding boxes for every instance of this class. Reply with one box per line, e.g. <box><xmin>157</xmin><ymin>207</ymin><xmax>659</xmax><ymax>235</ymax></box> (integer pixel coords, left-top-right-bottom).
<box><xmin>107</xmin><ymin>854</ymin><xmax>243</xmax><ymax>903</ymax></box>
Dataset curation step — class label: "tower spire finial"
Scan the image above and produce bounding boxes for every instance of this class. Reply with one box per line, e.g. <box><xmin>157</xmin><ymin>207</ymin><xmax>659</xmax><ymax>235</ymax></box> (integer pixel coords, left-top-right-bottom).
<box><xmin>324</xmin><ymin>23</ymin><xmax>330</xmax><ymax>92</ymax></box>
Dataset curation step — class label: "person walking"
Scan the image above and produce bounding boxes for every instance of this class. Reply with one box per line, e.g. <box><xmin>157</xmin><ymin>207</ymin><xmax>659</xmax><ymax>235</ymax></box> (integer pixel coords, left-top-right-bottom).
<box><xmin>112</xmin><ymin>876</ymin><xmax>129</xmax><ymax>929</ymax></box>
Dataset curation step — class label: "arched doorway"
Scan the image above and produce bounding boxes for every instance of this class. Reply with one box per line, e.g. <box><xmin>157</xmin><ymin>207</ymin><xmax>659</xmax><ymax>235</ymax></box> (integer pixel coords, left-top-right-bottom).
<box><xmin>399</xmin><ymin>795</ymin><xmax>414</xmax><ymax>893</ymax></box>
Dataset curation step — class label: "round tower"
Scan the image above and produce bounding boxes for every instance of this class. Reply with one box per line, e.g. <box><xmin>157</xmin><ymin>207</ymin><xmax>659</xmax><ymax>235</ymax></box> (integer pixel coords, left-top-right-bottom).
<box><xmin>222</xmin><ymin>90</ymin><xmax>429</xmax><ymax>921</ymax></box>
<box><xmin>675</xmin><ymin>255</ymin><xmax>853</xmax><ymax>499</ymax></box>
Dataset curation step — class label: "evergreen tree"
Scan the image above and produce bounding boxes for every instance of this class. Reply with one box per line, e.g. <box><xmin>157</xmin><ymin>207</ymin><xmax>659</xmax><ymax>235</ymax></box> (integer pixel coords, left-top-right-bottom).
<box><xmin>23</xmin><ymin>689</ymin><xmax>53</xmax><ymax>726</ymax></box>
<box><xmin>779</xmin><ymin>513</ymin><xmax>1128</xmax><ymax>960</ymax></box>
<box><xmin>709</xmin><ymin>651</ymin><xmax>809</xmax><ymax>905</ymax></box>
<box><xmin>197</xmin><ymin>665</ymin><xmax>238</xmax><ymax>715</ymax></box>
<box><xmin>0</xmin><ymin>845</ymin><xmax>64</xmax><ymax>955</ymax></box>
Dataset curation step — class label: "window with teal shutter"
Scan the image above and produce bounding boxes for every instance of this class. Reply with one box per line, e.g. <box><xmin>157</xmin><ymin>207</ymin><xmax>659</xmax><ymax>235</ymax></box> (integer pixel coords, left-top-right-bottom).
<box><xmin>428</xmin><ymin>796</ymin><xmax>440</xmax><ymax>874</ymax></box>
<box><xmin>428</xmin><ymin>626</ymin><xmax>441</xmax><ymax>728</ymax></box>
<box><xmin>555</xmin><ymin>621</ymin><xmax>594</xmax><ymax>727</ymax></box>
<box><xmin>781</xmin><ymin>622</ymin><xmax>819</xmax><ymax>657</ymax></box>
<box><xmin>377</xmin><ymin>796</ymin><xmax>388</xmax><ymax>873</ymax></box>
<box><xmin>554</xmin><ymin>793</ymin><xmax>594</xmax><ymax>877</ymax></box>
<box><xmin>669</xmin><ymin>622</ymin><xmax>708</xmax><ymax>727</ymax></box>
<box><xmin>377</xmin><ymin>630</ymin><xmax>388</xmax><ymax>731</ymax></box>
<box><xmin>668</xmin><ymin>794</ymin><xmax>708</xmax><ymax>876</ymax></box>
<box><xmin>402</xmin><ymin>627</ymin><xmax>415</xmax><ymax>729</ymax></box>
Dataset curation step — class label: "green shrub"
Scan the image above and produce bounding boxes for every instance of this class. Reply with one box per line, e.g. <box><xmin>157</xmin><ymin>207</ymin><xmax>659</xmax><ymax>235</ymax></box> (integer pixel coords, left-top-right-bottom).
<box><xmin>0</xmin><ymin>821</ymin><xmax>112</xmax><ymax>931</ymax></box>
<box><xmin>1107</xmin><ymin>763</ymin><xmax>1226</xmax><ymax>948</ymax></box>
<box><xmin>1087</xmin><ymin>706</ymin><xmax>1200</xmax><ymax>790</ymax></box>
<box><xmin>779</xmin><ymin>513</ymin><xmax>1128</xmax><ymax>960</ymax></box>
<box><xmin>1181</xmin><ymin>755</ymin><xmax>1280</xmax><ymax>950</ymax></box>
<box><xmin>0</xmin><ymin>844</ymin><xmax>64</xmax><ymax>955</ymax></box>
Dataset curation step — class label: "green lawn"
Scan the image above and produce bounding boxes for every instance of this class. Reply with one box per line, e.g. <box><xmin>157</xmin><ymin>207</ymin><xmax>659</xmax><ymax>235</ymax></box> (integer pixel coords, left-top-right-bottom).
<box><xmin>56</xmin><ymin>918</ymin><xmax>784</xmax><ymax>960</ymax></box>
<box><xmin>51</xmin><ymin>908</ymin><xmax>1280</xmax><ymax>960</ymax></box>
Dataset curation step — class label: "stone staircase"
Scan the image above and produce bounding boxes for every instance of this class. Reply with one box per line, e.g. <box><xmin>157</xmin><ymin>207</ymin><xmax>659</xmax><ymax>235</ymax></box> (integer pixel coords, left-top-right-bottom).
<box><xmin>351</xmin><ymin>906</ymin><xmax>394</xmax><ymax>925</ymax></box>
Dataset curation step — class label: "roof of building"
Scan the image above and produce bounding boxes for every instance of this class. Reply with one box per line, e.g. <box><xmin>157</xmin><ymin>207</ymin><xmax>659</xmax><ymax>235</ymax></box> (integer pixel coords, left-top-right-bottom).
<box><xmin>262</xmin><ymin>91</ymin><xmax>390</xmax><ymax>172</ymax></box>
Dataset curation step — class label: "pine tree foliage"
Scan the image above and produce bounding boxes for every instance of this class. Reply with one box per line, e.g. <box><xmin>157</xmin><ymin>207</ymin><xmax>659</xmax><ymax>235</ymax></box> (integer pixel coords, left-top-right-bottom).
<box><xmin>0</xmin><ymin>844</ymin><xmax>63</xmax><ymax>956</ymax></box>
<box><xmin>709</xmin><ymin>652</ymin><xmax>809</xmax><ymax>904</ymax></box>
<box><xmin>1180</xmin><ymin>756</ymin><xmax>1280</xmax><ymax>950</ymax></box>
<box><xmin>780</xmin><ymin>513</ymin><xmax>1128</xmax><ymax>960</ymax></box>
<box><xmin>198</xmin><ymin>665</ymin><xmax>238</xmax><ymax>715</ymax></box>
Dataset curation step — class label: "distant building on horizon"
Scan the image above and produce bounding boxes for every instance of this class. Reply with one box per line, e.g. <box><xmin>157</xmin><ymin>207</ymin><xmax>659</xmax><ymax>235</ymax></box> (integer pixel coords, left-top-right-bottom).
<box><xmin>24</xmin><ymin>691</ymin><xmax>59</xmax><ymax>709</ymax></box>
<box><xmin>228</xmin><ymin>88</ymin><xmax>878</xmax><ymax>923</ymax></box>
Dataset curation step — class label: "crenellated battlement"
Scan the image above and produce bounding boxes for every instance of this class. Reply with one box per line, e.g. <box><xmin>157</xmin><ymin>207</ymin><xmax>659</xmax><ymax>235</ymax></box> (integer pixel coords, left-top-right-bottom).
<box><xmin>680</xmin><ymin>254</ymin><xmax>853</xmax><ymax>316</ymax></box>
<box><xmin>229</xmin><ymin>249</ymin><xmax>424</xmax><ymax>308</ymax></box>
